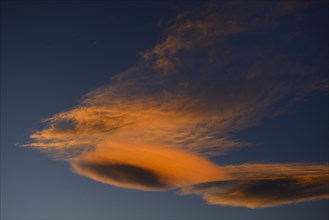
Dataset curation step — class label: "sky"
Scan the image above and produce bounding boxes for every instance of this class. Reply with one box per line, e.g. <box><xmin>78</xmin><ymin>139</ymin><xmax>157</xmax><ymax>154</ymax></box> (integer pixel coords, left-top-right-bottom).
<box><xmin>1</xmin><ymin>0</ymin><xmax>328</xmax><ymax>219</ymax></box>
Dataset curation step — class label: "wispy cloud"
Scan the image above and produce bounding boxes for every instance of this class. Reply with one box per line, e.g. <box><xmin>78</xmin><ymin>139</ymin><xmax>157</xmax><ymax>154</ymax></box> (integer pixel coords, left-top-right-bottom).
<box><xmin>26</xmin><ymin>0</ymin><xmax>327</xmax><ymax>157</ymax></box>
<box><xmin>25</xmin><ymin>0</ymin><xmax>328</xmax><ymax>208</ymax></box>
<box><xmin>142</xmin><ymin>1</ymin><xmax>312</xmax><ymax>74</ymax></box>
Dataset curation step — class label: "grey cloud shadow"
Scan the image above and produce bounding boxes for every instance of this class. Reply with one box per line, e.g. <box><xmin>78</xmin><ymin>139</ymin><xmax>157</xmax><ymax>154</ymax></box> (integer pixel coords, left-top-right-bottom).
<box><xmin>236</xmin><ymin>178</ymin><xmax>327</xmax><ymax>199</ymax></box>
<box><xmin>78</xmin><ymin>161</ymin><xmax>170</xmax><ymax>189</ymax></box>
<box><xmin>54</xmin><ymin>119</ymin><xmax>77</xmax><ymax>131</ymax></box>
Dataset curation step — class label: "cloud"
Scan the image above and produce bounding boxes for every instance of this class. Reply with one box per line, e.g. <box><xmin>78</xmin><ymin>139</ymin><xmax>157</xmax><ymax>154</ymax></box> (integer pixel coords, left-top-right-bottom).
<box><xmin>181</xmin><ymin>177</ymin><xmax>328</xmax><ymax>209</ymax></box>
<box><xmin>25</xmin><ymin>99</ymin><xmax>246</xmax><ymax>158</ymax></box>
<box><xmin>24</xmin><ymin>0</ymin><xmax>329</xmax><ymax>208</ymax></box>
<box><xmin>180</xmin><ymin>163</ymin><xmax>329</xmax><ymax>208</ymax></box>
<box><xmin>26</xmin><ymin>0</ymin><xmax>327</xmax><ymax>157</ymax></box>
<box><xmin>141</xmin><ymin>1</ymin><xmax>312</xmax><ymax>74</ymax></box>
<box><xmin>71</xmin><ymin>140</ymin><xmax>230</xmax><ymax>191</ymax></box>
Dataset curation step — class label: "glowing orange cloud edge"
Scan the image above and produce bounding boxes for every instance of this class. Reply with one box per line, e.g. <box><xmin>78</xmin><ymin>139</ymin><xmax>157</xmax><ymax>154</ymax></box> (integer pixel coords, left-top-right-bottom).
<box><xmin>71</xmin><ymin>139</ymin><xmax>231</xmax><ymax>191</ymax></box>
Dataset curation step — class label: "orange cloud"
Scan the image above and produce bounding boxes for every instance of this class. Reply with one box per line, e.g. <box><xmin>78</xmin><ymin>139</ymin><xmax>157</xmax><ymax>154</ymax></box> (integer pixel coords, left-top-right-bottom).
<box><xmin>180</xmin><ymin>163</ymin><xmax>329</xmax><ymax>208</ymax></box>
<box><xmin>24</xmin><ymin>0</ymin><xmax>328</xmax><ymax>209</ymax></box>
<box><xmin>71</xmin><ymin>139</ymin><xmax>230</xmax><ymax>191</ymax></box>
<box><xmin>25</xmin><ymin>94</ymin><xmax>246</xmax><ymax>157</ymax></box>
<box><xmin>25</xmin><ymin>1</ymin><xmax>327</xmax><ymax>158</ymax></box>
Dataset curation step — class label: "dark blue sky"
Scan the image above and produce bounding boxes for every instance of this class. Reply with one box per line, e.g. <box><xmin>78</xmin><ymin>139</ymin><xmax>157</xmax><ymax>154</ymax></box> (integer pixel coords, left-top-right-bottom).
<box><xmin>1</xmin><ymin>1</ymin><xmax>328</xmax><ymax>219</ymax></box>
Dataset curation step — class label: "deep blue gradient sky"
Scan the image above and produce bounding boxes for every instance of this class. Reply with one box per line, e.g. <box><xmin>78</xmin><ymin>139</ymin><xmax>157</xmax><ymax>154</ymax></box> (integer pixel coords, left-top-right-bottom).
<box><xmin>1</xmin><ymin>1</ymin><xmax>328</xmax><ymax>219</ymax></box>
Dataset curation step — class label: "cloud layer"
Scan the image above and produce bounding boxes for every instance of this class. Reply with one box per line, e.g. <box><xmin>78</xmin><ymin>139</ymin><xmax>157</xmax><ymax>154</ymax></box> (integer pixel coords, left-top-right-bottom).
<box><xmin>71</xmin><ymin>139</ymin><xmax>230</xmax><ymax>191</ymax></box>
<box><xmin>25</xmin><ymin>0</ymin><xmax>328</xmax><ymax>208</ymax></box>
<box><xmin>181</xmin><ymin>163</ymin><xmax>329</xmax><ymax>208</ymax></box>
<box><xmin>27</xmin><ymin>0</ymin><xmax>328</xmax><ymax>157</ymax></box>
